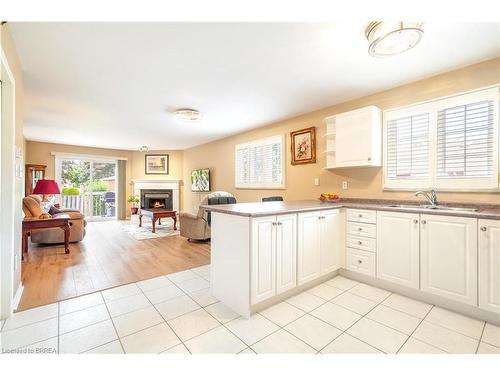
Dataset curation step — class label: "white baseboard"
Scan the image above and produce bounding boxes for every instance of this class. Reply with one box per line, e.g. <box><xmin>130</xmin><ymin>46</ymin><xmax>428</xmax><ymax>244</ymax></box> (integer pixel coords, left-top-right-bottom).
<box><xmin>12</xmin><ymin>283</ymin><xmax>24</xmax><ymax>311</ymax></box>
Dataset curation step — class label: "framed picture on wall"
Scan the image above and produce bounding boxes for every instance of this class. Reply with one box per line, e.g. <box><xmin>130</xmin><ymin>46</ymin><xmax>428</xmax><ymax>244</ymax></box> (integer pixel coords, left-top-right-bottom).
<box><xmin>145</xmin><ymin>154</ymin><xmax>169</xmax><ymax>174</ymax></box>
<box><xmin>191</xmin><ymin>168</ymin><xmax>211</xmax><ymax>192</ymax></box>
<box><xmin>290</xmin><ymin>126</ymin><xmax>316</xmax><ymax>165</ymax></box>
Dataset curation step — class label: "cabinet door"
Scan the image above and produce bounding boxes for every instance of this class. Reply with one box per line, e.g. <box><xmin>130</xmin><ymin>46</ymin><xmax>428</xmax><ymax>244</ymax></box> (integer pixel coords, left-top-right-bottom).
<box><xmin>320</xmin><ymin>210</ymin><xmax>344</xmax><ymax>275</ymax></box>
<box><xmin>479</xmin><ymin>219</ymin><xmax>500</xmax><ymax>313</ymax></box>
<box><xmin>297</xmin><ymin>211</ymin><xmax>321</xmax><ymax>285</ymax></box>
<box><xmin>251</xmin><ymin>216</ymin><xmax>276</xmax><ymax>304</ymax></box>
<box><xmin>420</xmin><ymin>214</ymin><xmax>477</xmax><ymax>305</ymax></box>
<box><xmin>377</xmin><ymin>211</ymin><xmax>420</xmax><ymax>289</ymax></box>
<box><xmin>276</xmin><ymin>214</ymin><xmax>297</xmax><ymax>294</ymax></box>
<box><xmin>335</xmin><ymin>107</ymin><xmax>380</xmax><ymax>167</ymax></box>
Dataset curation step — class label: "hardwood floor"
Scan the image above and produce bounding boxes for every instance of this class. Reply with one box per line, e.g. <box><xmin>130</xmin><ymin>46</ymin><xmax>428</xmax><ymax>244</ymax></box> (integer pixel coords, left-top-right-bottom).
<box><xmin>18</xmin><ymin>220</ymin><xmax>210</xmax><ymax>311</ymax></box>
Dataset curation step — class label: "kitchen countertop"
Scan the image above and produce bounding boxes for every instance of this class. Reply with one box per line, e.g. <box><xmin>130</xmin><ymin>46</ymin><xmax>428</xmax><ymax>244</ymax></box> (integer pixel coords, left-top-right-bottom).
<box><xmin>201</xmin><ymin>198</ymin><xmax>500</xmax><ymax>220</ymax></box>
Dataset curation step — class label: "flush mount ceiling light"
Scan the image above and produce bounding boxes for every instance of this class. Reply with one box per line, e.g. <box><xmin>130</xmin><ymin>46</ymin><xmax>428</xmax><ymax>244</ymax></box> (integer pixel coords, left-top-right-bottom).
<box><xmin>173</xmin><ymin>108</ymin><xmax>201</xmax><ymax>121</ymax></box>
<box><xmin>139</xmin><ymin>145</ymin><xmax>149</xmax><ymax>152</ymax></box>
<box><xmin>365</xmin><ymin>22</ymin><xmax>424</xmax><ymax>58</ymax></box>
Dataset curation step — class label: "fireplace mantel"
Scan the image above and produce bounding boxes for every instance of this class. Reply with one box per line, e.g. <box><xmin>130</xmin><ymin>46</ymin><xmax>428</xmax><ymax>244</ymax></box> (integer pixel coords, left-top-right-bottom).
<box><xmin>131</xmin><ymin>179</ymin><xmax>180</xmax><ymax>212</ymax></box>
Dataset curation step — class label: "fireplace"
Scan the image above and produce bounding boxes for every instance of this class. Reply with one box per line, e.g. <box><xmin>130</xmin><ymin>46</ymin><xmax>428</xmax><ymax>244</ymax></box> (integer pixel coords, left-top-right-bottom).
<box><xmin>140</xmin><ymin>189</ymin><xmax>173</xmax><ymax>210</ymax></box>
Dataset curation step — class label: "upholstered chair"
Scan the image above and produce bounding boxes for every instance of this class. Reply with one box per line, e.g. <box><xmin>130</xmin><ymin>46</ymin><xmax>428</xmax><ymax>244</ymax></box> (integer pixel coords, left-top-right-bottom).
<box><xmin>179</xmin><ymin>191</ymin><xmax>236</xmax><ymax>241</ymax></box>
<box><xmin>22</xmin><ymin>195</ymin><xmax>87</xmax><ymax>244</ymax></box>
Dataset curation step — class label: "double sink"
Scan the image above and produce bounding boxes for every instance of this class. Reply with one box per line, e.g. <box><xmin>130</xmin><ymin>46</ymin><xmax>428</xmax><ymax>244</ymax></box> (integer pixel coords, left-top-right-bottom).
<box><xmin>384</xmin><ymin>204</ymin><xmax>479</xmax><ymax>214</ymax></box>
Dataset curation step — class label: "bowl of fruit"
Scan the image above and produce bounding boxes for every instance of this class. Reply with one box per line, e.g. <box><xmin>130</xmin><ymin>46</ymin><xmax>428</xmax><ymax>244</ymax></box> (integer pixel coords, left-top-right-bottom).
<box><xmin>319</xmin><ymin>193</ymin><xmax>339</xmax><ymax>203</ymax></box>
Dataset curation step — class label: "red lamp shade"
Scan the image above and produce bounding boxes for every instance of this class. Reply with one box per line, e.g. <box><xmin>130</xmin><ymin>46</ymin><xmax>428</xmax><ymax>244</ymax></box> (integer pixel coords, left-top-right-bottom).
<box><xmin>33</xmin><ymin>179</ymin><xmax>61</xmax><ymax>195</ymax></box>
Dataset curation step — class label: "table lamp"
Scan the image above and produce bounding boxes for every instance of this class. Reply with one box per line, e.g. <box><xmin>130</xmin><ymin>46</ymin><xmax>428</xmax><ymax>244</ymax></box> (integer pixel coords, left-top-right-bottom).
<box><xmin>32</xmin><ymin>179</ymin><xmax>61</xmax><ymax>215</ymax></box>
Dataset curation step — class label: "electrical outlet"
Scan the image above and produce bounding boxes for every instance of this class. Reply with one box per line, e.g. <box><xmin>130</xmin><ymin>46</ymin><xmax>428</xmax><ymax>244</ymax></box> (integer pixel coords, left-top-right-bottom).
<box><xmin>314</xmin><ymin>178</ymin><xmax>320</xmax><ymax>186</ymax></box>
<box><xmin>342</xmin><ymin>181</ymin><xmax>348</xmax><ymax>190</ymax></box>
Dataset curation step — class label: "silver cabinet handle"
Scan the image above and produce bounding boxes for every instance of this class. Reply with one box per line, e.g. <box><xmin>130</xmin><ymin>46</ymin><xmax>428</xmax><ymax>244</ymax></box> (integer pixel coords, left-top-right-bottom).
<box><xmin>413</xmin><ymin>219</ymin><xmax>419</xmax><ymax>224</ymax></box>
<box><xmin>421</xmin><ymin>220</ymin><xmax>427</xmax><ymax>224</ymax></box>
<box><xmin>480</xmin><ymin>226</ymin><xmax>487</xmax><ymax>231</ymax></box>
<box><xmin>279</xmin><ymin>222</ymin><xmax>282</xmax><ymax>226</ymax></box>
<box><xmin>272</xmin><ymin>222</ymin><xmax>276</xmax><ymax>226</ymax></box>
<box><xmin>357</xmin><ymin>259</ymin><xmax>362</xmax><ymax>264</ymax></box>
<box><xmin>358</xmin><ymin>214</ymin><xmax>363</xmax><ymax>218</ymax></box>
<box><xmin>358</xmin><ymin>227</ymin><xmax>363</xmax><ymax>231</ymax></box>
<box><xmin>358</xmin><ymin>240</ymin><xmax>362</xmax><ymax>245</ymax></box>
<box><xmin>367</xmin><ymin>157</ymin><xmax>371</xmax><ymax>161</ymax></box>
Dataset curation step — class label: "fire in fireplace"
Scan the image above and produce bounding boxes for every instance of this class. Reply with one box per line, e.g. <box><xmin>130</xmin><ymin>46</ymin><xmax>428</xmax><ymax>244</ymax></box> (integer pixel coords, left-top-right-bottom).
<box><xmin>140</xmin><ymin>189</ymin><xmax>173</xmax><ymax>210</ymax></box>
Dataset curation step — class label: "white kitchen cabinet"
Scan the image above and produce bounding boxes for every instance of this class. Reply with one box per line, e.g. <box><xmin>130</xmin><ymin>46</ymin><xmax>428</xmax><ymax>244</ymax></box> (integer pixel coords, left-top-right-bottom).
<box><xmin>333</xmin><ymin>106</ymin><xmax>382</xmax><ymax>168</ymax></box>
<box><xmin>251</xmin><ymin>214</ymin><xmax>297</xmax><ymax>304</ymax></box>
<box><xmin>420</xmin><ymin>214</ymin><xmax>478</xmax><ymax>306</ymax></box>
<box><xmin>297</xmin><ymin>211</ymin><xmax>322</xmax><ymax>285</ymax></box>
<box><xmin>320</xmin><ymin>209</ymin><xmax>345</xmax><ymax>275</ymax></box>
<box><xmin>251</xmin><ymin>216</ymin><xmax>276</xmax><ymax>304</ymax></box>
<box><xmin>377</xmin><ymin>211</ymin><xmax>420</xmax><ymax>289</ymax></box>
<box><xmin>276</xmin><ymin>214</ymin><xmax>298</xmax><ymax>295</ymax></box>
<box><xmin>297</xmin><ymin>209</ymin><xmax>343</xmax><ymax>285</ymax></box>
<box><xmin>478</xmin><ymin>219</ymin><xmax>500</xmax><ymax>313</ymax></box>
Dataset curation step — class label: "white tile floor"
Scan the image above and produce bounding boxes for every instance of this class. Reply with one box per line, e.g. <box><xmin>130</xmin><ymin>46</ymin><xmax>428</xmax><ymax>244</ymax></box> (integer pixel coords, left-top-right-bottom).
<box><xmin>1</xmin><ymin>268</ymin><xmax>499</xmax><ymax>354</ymax></box>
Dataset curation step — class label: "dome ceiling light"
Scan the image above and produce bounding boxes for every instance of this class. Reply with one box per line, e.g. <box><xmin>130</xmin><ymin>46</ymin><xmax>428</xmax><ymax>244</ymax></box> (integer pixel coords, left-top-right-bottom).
<box><xmin>173</xmin><ymin>108</ymin><xmax>201</xmax><ymax>121</ymax></box>
<box><xmin>365</xmin><ymin>22</ymin><xmax>424</xmax><ymax>58</ymax></box>
<box><xmin>139</xmin><ymin>145</ymin><xmax>149</xmax><ymax>152</ymax></box>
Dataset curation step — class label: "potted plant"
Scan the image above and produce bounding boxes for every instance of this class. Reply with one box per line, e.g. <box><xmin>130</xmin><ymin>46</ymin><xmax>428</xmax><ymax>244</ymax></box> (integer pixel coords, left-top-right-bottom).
<box><xmin>127</xmin><ymin>195</ymin><xmax>140</xmax><ymax>215</ymax></box>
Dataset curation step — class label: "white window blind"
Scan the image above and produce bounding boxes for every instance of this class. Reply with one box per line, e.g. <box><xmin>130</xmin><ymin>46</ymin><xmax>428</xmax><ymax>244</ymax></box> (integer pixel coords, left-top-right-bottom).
<box><xmin>235</xmin><ymin>135</ymin><xmax>284</xmax><ymax>188</ymax></box>
<box><xmin>386</xmin><ymin>113</ymin><xmax>430</xmax><ymax>180</ymax></box>
<box><xmin>384</xmin><ymin>86</ymin><xmax>499</xmax><ymax>190</ymax></box>
<box><xmin>437</xmin><ymin>100</ymin><xmax>494</xmax><ymax>179</ymax></box>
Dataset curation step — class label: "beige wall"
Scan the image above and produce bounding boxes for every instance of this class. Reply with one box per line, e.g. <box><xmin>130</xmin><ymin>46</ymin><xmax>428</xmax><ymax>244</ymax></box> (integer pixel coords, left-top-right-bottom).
<box><xmin>25</xmin><ymin>141</ymin><xmax>184</xmax><ymax>210</ymax></box>
<box><xmin>183</xmin><ymin>58</ymin><xmax>500</xmax><ymax>214</ymax></box>
<box><xmin>1</xmin><ymin>24</ymin><xmax>25</xmax><ymax>300</ymax></box>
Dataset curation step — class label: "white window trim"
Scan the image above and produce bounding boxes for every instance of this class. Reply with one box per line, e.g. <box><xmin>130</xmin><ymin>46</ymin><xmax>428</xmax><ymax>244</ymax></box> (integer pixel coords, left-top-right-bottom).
<box><xmin>234</xmin><ymin>134</ymin><xmax>286</xmax><ymax>189</ymax></box>
<box><xmin>383</xmin><ymin>86</ymin><xmax>500</xmax><ymax>191</ymax></box>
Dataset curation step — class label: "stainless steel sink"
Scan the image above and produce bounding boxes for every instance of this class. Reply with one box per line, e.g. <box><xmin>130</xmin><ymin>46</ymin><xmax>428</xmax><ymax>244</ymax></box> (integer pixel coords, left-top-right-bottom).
<box><xmin>385</xmin><ymin>204</ymin><xmax>478</xmax><ymax>213</ymax></box>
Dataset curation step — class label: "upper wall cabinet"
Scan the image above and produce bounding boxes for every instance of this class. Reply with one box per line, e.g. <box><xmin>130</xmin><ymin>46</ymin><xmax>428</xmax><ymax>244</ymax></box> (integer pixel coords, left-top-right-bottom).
<box><xmin>323</xmin><ymin>106</ymin><xmax>382</xmax><ymax>169</ymax></box>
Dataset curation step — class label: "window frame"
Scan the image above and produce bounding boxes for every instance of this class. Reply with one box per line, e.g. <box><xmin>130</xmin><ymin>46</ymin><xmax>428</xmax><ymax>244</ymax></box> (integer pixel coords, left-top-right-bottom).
<box><xmin>234</xmin><ymin>134</ymin><xmax>286</xmax><ymax>189</ymax></box>
<box><xmin>383</xmin><ymin>86</ymin><xmax>500</xmax><ymax>191</ymax></box>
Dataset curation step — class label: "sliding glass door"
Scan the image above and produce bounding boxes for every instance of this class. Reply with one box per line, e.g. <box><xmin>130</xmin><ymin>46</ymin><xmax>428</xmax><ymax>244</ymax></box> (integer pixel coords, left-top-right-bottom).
<box><xmin>56</xmin><ymin>157</ymin><xmax>117</xmax><ymax>220</ymax></box>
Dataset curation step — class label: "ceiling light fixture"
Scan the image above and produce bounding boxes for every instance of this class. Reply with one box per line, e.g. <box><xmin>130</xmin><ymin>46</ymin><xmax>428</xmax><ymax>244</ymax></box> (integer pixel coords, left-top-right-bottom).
<box><xmin>139</xmin><ymin>145</ymin><xmax>149</xmax><ymax>152</ymax></box>
<box><xmin>173</xmin><ymin>108</ymin><xmax>201</xmax><ymax>121</ymax></box>
<box><xmin>365</xmin><ymin>22</ymin><xmax>424</xmax><ymax>58</ymax></box>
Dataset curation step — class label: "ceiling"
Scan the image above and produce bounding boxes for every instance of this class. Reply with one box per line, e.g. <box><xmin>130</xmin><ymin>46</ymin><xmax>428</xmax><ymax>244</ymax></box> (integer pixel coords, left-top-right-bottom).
<box><xmin>10</xmin><ymin>22</ymin><xmax>500</xmax><ymax>150</ymax></box>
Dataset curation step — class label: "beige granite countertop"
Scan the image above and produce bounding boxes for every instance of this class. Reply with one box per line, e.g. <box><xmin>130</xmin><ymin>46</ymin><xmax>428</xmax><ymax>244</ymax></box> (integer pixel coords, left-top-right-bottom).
<box><xmin>202</xmin><ymin>199</ymin><xmax>500</xmax><ymax>220</ymax></box>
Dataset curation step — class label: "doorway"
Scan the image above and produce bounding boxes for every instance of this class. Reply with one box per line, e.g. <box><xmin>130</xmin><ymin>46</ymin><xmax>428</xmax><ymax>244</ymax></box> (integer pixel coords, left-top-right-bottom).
<box><xmin>55</xmin><ymin>156</ymin><xmax>118</xmax><ymax>220</ymax></box>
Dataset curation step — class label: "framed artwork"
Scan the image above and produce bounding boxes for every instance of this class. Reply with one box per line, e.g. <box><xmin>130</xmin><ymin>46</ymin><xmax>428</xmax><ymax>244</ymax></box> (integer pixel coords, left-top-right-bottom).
<box><xmin>191</xmin><ymin>168</ymin><xmax>211</xmax><ymax>192</ymax></box>
<box><xmin>290</xmin><ymin>126</ymin><xmax>316</xmax><ymax>165</ymax></box>
<box><xmin>145</xmin><ymin>154</ymin><xmax>169</xmax><ymax>174</ymax></box>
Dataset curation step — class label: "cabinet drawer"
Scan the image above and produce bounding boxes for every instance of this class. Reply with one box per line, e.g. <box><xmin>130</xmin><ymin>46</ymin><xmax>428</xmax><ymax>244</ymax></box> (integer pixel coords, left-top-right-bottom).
<box><xmin>346</xmin><ymin>222</ymin><xmax>376</xmax><ymax>238</ymax></box>
<box><xmin>346</xmin><ymin>235</ymin><xmax>376</xmax><ymax>253</ymax></box>
<box><xmin>347</xmin><ymin>248</ymin><xmax>376</xmax><ymax>276</ymax></box>
<box><xmin>346</xmin><ymin>209</ymin><xmax>376</xmax><ymax>224</ymax></box>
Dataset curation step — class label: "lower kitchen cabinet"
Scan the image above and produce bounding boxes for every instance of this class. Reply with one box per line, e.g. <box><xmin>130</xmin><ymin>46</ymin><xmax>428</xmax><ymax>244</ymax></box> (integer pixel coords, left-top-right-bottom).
<box><xmin>377</xmin><ymin>211</ymin><xmax>420</xmax><ymax>289</ymax></box>
<box><xmin>420</xmin><ymin>214</ymin><xmax>478</xmax><ymax>306</ymax></box>
<box><xmin>479</xmin><ymin>219</ymin><xmax>500</xmax><ymax>313</ymax></box>
<box><xmin>297</xmin><ymin>209</ymin><xmax>343</xmax><ymax>285</ymax></box>
<box><xmin>251</xmin><ymin>214</ymin><xmax>297</xmax><ymax>304</ymax></box>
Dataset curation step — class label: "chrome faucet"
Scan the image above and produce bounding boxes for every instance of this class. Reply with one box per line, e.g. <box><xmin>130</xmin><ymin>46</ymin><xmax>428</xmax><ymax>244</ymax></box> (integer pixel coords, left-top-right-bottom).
<box><xmin>415</xmin><ymin>189</ymin><xmax>438</xmax><ymax>207</ymax></box>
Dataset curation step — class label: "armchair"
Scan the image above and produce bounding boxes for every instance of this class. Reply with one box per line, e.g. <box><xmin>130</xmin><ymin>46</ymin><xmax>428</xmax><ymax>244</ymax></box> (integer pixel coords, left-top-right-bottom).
<box><xmin>22</xmin><ymin>195</ymin><xmax>87</xmax><ymax>244</ymax></box>
<box><xmin>179</xmin><ymin>191</ymin><xmax>236</xmax><ymax>241</ymax></box>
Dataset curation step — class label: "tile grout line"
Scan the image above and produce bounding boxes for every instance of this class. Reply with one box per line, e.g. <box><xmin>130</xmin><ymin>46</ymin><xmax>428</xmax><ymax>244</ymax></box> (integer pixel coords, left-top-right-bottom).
<box><xmin>57</xmin><ymin>302</ymin><xmax>60</xmax><ymax>354</ymax></box>
<box><xmin>101</xmin><ymin>291</ymin><xmax>126</xmax><ymax>354</ymax></box>
<box><xmin>396</xmin><ymin>305</ymin><xmax>443</xmax><ymax>354</ymax></box>
<box><xmin>315</xmin><ymin>289</ymin><xmax>394</xmax><ymax>354</ymax></box>
<box><xmin>475</xmin><ymin>321</ymin><xmax>487</xmax><ymax>354</ymax></box>
<box><xmin>241</xmin><ymin>284</ymin><xmax>360</xmax><ymax>353</ymax></box>
<box><xmin>141</xmin><ymin>282</ymin><xmax>196</xmax><ymax>354</ymax></box>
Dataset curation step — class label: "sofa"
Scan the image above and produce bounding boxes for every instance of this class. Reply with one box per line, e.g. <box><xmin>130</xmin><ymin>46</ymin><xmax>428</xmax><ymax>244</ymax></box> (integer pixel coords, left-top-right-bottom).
<box><xmin>179</xmin><ymin>191</ymin><xmax>236</xmax><ymax>241</ymax></box>
<box><xmin>22</xmin><ymin>195</ymin><xmax>87</xmax><ymax>244</ymax></box>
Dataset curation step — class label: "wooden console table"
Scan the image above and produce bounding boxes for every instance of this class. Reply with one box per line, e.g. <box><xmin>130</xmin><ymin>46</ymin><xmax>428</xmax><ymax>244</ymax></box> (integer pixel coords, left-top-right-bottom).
<box><xmin>22</xmin><ymin>214</ymin><xmax>72</xmax><ymax>260</ymax></box>
<box><xmin>139</xmin><ymin>209</ymin><xmax>177</xmax><ymax>233</ymax></box>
